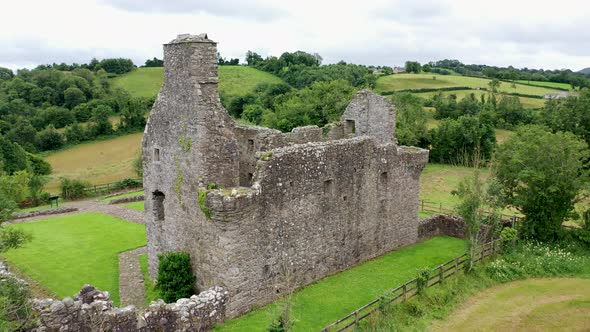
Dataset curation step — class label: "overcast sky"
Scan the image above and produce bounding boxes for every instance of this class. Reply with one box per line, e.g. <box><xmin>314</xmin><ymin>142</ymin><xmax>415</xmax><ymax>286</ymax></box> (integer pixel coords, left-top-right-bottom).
<box><xmin>1</xmin><ymin>0</ymin><xmax>589</xmax><ymax>71</ymax></box>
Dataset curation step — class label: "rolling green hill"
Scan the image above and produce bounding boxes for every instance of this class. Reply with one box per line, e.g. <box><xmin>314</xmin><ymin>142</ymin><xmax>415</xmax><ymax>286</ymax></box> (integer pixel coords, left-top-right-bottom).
<box><xmin>111</xmin><ymin>66</ymin><xmax>284</xmax><ymax>98</ymax></box>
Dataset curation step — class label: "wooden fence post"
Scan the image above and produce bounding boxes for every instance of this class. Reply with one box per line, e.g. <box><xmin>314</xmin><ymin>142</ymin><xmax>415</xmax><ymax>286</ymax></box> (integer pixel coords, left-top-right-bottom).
<box><xmin>354</xmin><ymin>310</ymin><xmax>359</xmax><ymax>326</ymax></box>
<box><xmin>403</xmin><ymin>283</ymin><xmax>407</xmax><ymax>301</ymax></box>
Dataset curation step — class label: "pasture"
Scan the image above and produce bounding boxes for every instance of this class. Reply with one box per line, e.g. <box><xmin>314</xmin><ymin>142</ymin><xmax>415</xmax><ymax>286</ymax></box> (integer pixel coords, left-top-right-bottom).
<box><xmin>1</xmin><ymin>213</ymin><xmax>146</xmax><ymax>305</ymax></box>
<box><xmin>111</xmin><ymin>66</ymin><xmax>284</xmax><ymax>99</ymax></box>
<box><xmin>44</xmin><ymin>133</ymin><xmax>142</xmax><ymax>193</ymax></box>
<box><xmin>216</xmin><ymin>236</ymin><xmax>466</xmax><ymax>331</ymax></box>
<box><xmin>431</xmin><ymin>278</ymin><xmax>590</xmax><ymax>331</ymax></box>
<box><xmin>376</xmin><ymin>73</ymin><xmax>561</xmax><ymax>96</ymax></box>
<box><xmin>516</xmin><ymin>80</ymin><xmax>572</xmax><ymax>90</ymax></box>
<box><xmin>414</xmin><ymin>89</ymin><xmax>546</xmax><ymax>109</ymax></box>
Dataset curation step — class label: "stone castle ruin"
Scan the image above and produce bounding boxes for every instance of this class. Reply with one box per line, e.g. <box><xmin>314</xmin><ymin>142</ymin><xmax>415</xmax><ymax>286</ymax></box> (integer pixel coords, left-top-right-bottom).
<box><xmin>142</xmin><ymin>33</ymin><xmax>429</xmax><ymax>317</ymax></box>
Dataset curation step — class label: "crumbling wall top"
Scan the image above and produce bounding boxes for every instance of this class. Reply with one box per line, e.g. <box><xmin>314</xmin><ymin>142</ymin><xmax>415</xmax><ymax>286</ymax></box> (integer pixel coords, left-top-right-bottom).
<box><xmin>166</xmin><ymin>33</ymin><xmax>215</xmax><ymax>44</ymax></box>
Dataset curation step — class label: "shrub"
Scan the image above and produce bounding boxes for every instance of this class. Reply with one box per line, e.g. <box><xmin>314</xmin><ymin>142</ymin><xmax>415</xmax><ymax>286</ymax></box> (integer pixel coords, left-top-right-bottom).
<box><xmin>59</xmin><ymin>177</ymin><xmax>90</xmax><ymax>200</ymax></box>
<box><xmin>500</xmin><ymin>227</ymin><xmax>518</xmax><ymax>249</ymax></box>
<box><xmin>132</xmin><ymin>150</ymin><xmax>143</xmax><ymax>178</ymax></box>
<box><xmin>156</xmin><ymin>252</ymin><xmax>196</xmax><ymax>303</ymax></box>
<box><xmin>0</xmin><ymin>277</ymin><xmax>36</xmax><ymax>331</ymax></box>
<box><xmin>112</xmin><ymin>178</ymin><xmax>142</xmax><ymax>190</ymax></box>
<box><xmin>415</xmin><ymin>268</ymin><xmax>431</xmax><ymax>295</ymax></box>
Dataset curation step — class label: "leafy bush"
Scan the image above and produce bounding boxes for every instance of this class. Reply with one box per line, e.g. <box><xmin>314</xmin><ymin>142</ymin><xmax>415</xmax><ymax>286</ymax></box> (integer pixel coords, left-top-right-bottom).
<box><xmin>500</xmin><ymin>227</ymin><xmax>518</xmax><ymax>249</ymax></box>
<box><xmin>0</xmin><ymin>277</ymin><xmax>36</xmax><ymax>331</ymax></box>
<box><xmin>415</xmin><ymin>268</ymin><xmax>431</xmax><ymax>295</ymax></box>
<box><xmin>156</xmin><ymin>252</ymin><xmax>196</xmax><ymax>303</ymax></box>
<box><xmin>59</xmin><ymin>177</ymin><xmax>90</xmax><ymax>200</ymax></box>
<box><xmin>112</xmin><ymin>178</ymin><xmax>142</xmax><ymax>190</ymax></box>
<box><xmin>132</xmin><ymin>150</ymin><xmax>143</xmax><ymax>178</ymax></box>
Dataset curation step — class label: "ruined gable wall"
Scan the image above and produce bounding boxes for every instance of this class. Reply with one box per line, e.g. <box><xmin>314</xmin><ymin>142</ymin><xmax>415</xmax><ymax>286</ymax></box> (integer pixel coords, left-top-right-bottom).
<box><xmin>203</xmin><ymin>138</ymin><xmax>428</xmax><ymax>317</ymax></box>
<box><xmin>142</xmin><ymin>36</ymin><xmax>240</xmax><ymax>280</ymax></box>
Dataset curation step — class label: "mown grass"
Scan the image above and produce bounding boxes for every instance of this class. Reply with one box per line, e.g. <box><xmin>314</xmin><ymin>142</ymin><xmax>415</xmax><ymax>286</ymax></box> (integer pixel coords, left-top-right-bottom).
<box><xmin>138</xmin><ymin>253</ymin><xmax>161</xmax><ymax>305</ymax></box>
<box><xmin>215</xmin><ymin>236</ymin><xmax>466</xmax><ymax>331</ymax></box>
<box><xmin>362</xmin><ymin>240</ymin><xmax>590</xmax><ymax>331</ymax></box>
<box><xmin>43</xmin><ymin>133</ymin><xmax>142</xmax><ymax>194</ymax></box>
<box><xmin>376</xmin><ymin>73</ymin><xmax>561</xmax><ymax>97</ymax></box>
<box><xmin>100</xmin><ymin>190</ymin><xmax>144</xmax><ymax>203</ymax></box>
<box><xmin>124</xmin><ymin>201</ymin><xmax>144</xmax><ymax>211</ymax></box>
<box><xmin>431</xmin><ymin>278</ymin><xmax>590</xmax><ymax>331</ymax></box>
<box><xmin>111</xmin><ymin>66</ymin><xmax>284</xmax><ymax>99</ymax></box>
<box><xmin>0</xmin><ymin>213</ymin><xmax>146</xmax><ymax>305</ymax></box>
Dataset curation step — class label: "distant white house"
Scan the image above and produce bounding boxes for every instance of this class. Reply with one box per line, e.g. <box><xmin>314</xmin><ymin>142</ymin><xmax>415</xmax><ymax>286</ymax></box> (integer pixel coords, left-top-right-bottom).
<box><xmin>543</xmin><ymin>91</ymin><xmax>570</xmax><ymax>99</ymax></box>
<box><xmin>393</xmin><ymin>66</ymin><xmax>406</xmax><ymax>73</ymax></box>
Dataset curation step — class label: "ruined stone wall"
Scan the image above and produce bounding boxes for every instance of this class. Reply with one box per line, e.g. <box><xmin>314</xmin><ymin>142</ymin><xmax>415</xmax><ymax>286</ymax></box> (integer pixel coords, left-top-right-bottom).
<box><xmin>418</xmin><ymin>214</ymin><xmax>495</xmax><ymax>243</ymax></box>
<box><xmin>33</xmin><ymin>285</ymin><xmax>227</xmax><ymax>332</ymax></box>
<box><xmin>202</xmin><ymin>139</ymin><xmax>428</xmax><ymax>316</ymax></box>
<box><xmin>143</xmin><ymin>34</ymin><xmax>430</xmax><ymax>319</ymax></box>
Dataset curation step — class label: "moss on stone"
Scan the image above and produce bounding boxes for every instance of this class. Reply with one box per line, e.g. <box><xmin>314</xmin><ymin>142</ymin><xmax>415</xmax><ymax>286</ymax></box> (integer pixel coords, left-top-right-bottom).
<box><xmin>174</xmin><ymin>156</ymin><xmax>183</xmax><ymax>205</ymax></box>
<box><xmin>207</xmin><ymin>183</ymin><xmax>219</xmax><ymax>190</ymax></box>
<box><xmin>260</xmin><ymin>151</ymin><xmax>273</xmax><ymax>161</ymax></box>
<box><xmin>198</xmin><ymin>189</ymin><xmax>211</xmax><ymax>219</ymax></box>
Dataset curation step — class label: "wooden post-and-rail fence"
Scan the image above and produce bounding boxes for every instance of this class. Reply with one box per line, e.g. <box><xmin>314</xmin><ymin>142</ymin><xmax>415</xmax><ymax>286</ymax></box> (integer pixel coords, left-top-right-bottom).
<box><xmin>319</xmin><ymin>238</ymin><xmax>502</xmax><ymax>332</ymax></box>
<box><xmin>419</xmin><ymin>199</ymin><xmax>521</xmax><ymax>226</ymax></box>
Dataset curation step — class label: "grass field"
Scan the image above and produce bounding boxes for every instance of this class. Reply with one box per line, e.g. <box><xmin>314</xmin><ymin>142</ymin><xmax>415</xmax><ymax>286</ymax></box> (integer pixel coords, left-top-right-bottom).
<box><xmin>413</xmin><ymin>89</ymin><xmax>546</xmax><ymax>109</ymax></box>
<box><xmin>431</xmin><ymin>278</ymin><xmax>590</xmax><ymax>331</ymax></box>
<box><xmin>100</xmin><ymin>190</ymin><xmax>144</xmax><ymax>203</ymax></box>
<box><xmin>516</xmin><ymin>80</ymin><xmax>572</xmax><ymax>90</ymax></box>
<box><xmin>215</xmin><ymin>236</ymin><xmax>466</xmax><ymax>331</ymax></box>
<box><xmin>0</xmin><ymin>213</ymin><xmax>146</xmax><ymax>305</ymax></box>
<box><xmin>420</xmin><ymin>163</ymin><xmax>488</xmax><ymax>207</ymax></box>
<box><xmin>111</xmin><ymin>66</ymin><xmax>284</xmax><ymax>99</ymax></box>
<box><xmin>44</xmin><ymin>133</ymin><xmax>142</xmax><ymax>193</ymax></box>
<box><xmin>124</xmin><ymin>201</ymin><xmax>144</xmax><ymax>211</ymax></box>
<box><xmin>138</xmin><ymin>253</ymin><xmax>161</xmax><ymax>305</ymax></box>
<box><xmin>376</xmin><ymin>73</ymin><xmax>561</xmax><ymax>97</ymax></box>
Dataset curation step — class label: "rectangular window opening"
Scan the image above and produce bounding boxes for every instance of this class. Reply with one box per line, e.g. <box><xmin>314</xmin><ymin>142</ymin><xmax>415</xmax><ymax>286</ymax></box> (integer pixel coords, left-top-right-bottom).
<box><xmin>154</xmin><ymin>148</ymin><xmax>160</xmax><ymax>162</ymax></box>
<box><xmin>153</xmin><ymin>191</ymin><xmax>165</xmax><ymax>221</ymax></box>
<box><xmin>380</xmin><ymin>172</ymin><xmax>388</xmax><ymax>187</ymax></box>
<box><xmin>323</xmin><ymin>179</ymin><xmax>334</xmax><ymax>195</ymax></box>
<box><xmin>247</xmin><ymin>139</ymin><xmax>254</xmax><ymax>153</ymax></box>
<box><xmin>346</xmin><ymin>119</ymin><xmax>356</xmax><ymax>134</ymax></box>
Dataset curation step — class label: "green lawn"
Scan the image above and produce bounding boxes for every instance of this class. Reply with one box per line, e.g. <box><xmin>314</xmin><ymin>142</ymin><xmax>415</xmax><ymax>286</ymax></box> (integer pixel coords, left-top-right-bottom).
<box><xmin>111</xmin><ymin>66</ymin><xmax>284</xmax><ymax>99</ymax></box>
<box><xmin>376</xmin><ymin>73</ymin><xmax>561</xmax><ymax>97</ymax></box>
<box><xmin>431</xmin><ymin>278</ymin><xmax>590</xmax><ymax>331</ymax></box>
<box><xmin>420</xmin><ymin>163</ymin><xmax>488</xmax><ymax>207</ymax></box>
<box><xmin>124</xmin><ymin>201</ymin><xmax>144</xmax><ymax>211</ymax></box>
<box><xmin>215</xmin><ymin>236</ymin><xmax>467</xmax><ymax>331</ymax></box>
<box><xmin>100</xmin><ymin>190</ymin><xmax>144</xmax><ymax>203</ymax></box>
<box><xmin>1</xmin><ymin>213</ymin><xmax>146</xmax><ymax>305</ymax></box>
<box><xmin>138</xmin><ymin>253</ymin><xmax>161</xmax><ymax>305</ymax></box>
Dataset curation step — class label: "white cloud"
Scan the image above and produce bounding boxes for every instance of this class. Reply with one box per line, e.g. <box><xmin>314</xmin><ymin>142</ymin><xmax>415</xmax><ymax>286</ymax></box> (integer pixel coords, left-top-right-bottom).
<box><xmin>0</xmin><ymin>0</ymin><xmax>589</xmax><ymax>71</ymax></box>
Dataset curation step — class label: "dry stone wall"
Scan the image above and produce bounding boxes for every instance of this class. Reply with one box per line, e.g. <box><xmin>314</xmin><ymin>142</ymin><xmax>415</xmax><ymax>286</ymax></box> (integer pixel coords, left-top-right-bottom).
<box><xmin>33</xmin><ymin>285</ymin><xmax>227</xmax><ymax>332</ymax></box>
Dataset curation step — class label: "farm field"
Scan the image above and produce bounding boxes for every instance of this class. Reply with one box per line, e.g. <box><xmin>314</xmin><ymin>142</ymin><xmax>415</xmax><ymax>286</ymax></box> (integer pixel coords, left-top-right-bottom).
<box><xmin>100</xmin><ymin>190</ymin><xmax>144</xmax><ymax>202</ymax></box>
<box><xmin>0</xmin><ymin>213</ymin><xmax>146</xmax><ymax>305</ymax></box>
<box><xmin>44</xmin><ymin>133</ymin><xmax>142</xmax><ymax>193</ymax></box>
<box><xmin>516</xmin><ymin>80</ymin><xmax>572</xmax><ymax>90</ymax></box>
<box><xmin>111</xmin><ymin>66</ymin><xmax>284</xmax><ymax>99</ymax></box>
<box><xmin>414</xmin><ymin>89</ymin><xmax>546</xmax><ymax>109</ymax></box>
<box><xmin>375</xmin><ymin>73</ymin><xmax>561</xmax><ymax>96</ymax></box>
<box><xmin>215</xmin><ymin>236</ymin><xmax>466</xmax><ymax>331</ymax></box>
<box><xmin>419</xmin><ymin>163</ymin><xmax>486</xmax><ymax>207</ymax></box>
<box><xmin>431</xmin><ymin>278</ymin><xmax>590</xmax><ymax>331</ymax></box>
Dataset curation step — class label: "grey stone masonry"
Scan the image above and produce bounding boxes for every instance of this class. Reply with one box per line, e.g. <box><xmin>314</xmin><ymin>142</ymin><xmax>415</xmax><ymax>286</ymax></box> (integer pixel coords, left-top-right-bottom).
<box><xmin>143</xmin><ymin>33</ymin><xmax>429</xmax><ymax>318</ymax></box>
<box><xmin>33</xmin><ymin>285</ymin><xmax>227</xmax><ymax>332</ymax></box>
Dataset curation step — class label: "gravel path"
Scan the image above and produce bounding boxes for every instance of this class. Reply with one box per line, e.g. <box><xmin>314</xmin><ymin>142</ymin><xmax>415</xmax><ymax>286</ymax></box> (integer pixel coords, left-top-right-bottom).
<box><xmin>11</xmin><ymin>199</ymin><xmax>145</xmax><ymax>225</ymax></box>
<box><xmin>118</xmin><ymin>246</ymin><xmax>147</xmax><ymax>307</ymax></box>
